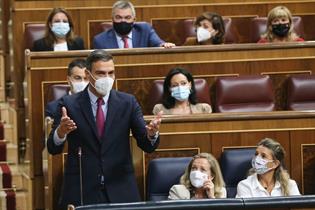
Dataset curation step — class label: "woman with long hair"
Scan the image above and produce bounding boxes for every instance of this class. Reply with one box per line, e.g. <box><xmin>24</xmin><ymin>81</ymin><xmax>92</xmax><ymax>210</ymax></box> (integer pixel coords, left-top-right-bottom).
<box><xmin>32</xmin><ymin>7</ymin><xmax>84</xmax><ymax>51</ymax></box>
<box><xmin>236</xmin><ymin>138</ymin><xmax>300</xmax><ymax>197</ymax></box>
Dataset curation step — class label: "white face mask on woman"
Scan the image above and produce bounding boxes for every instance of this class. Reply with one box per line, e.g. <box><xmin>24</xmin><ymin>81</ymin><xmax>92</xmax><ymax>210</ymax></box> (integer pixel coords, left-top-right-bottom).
<box><xmin>189</xmin><ymin>170</ymin><xmax>208</xmax><ymax>188</ymax></box>
<box><xmin>252</xmin><ymin>155</ymin><xmax>274</xmax><ymax>175</ymax></box>
<box><xmin>197</xmin><ymin>27</ymin><xmax>214</xmax><ymax>42</ymax></box>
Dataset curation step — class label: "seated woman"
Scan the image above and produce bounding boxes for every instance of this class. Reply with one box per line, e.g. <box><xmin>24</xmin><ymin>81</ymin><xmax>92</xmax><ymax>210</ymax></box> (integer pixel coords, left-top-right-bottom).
<box><xmin>32</xmin><ymin>7</ymin><xmax>84</xmax><ymax>51</ymax></box>
<box><xmin>258</xmin><ymin>6</ymin><xmax>304</xmax><ymax>43</ymax></box>
<box><xmin>152</xmin><ymin>68</ymin><xmax>212</xmax><ymax>115</ymax></box>
<box><xmin>184</xmin><ymin>12</ymin><xmax>225</xmax><ymax>46</ymax></box>
<box><xmin>236</xmin><ymin>138</ymin><xmax>300</xmax><ymax>197</ymax></box>
<box><xmin>168</xmin><ymin>153</ymin><xmax>226</xmax><ymax>199</ymax></box>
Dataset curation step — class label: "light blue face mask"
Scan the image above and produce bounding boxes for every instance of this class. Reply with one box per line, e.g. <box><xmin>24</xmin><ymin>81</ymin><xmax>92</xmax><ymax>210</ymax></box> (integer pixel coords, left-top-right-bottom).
<box><xmin>171</xmin><ymin>85</ymin><xmax>190</xmax><ymax>101</ymax></box>
<box><xmin>51</xmin><ymin>22</ymin><xmax>70</xmax><ymax>38</ymax></box>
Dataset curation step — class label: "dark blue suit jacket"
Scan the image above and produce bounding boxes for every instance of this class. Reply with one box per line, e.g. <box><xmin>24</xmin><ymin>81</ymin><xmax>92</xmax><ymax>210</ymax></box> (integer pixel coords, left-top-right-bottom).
<box><xmin>93</xmin><ymin>22</ymin><xmax>164</xmax><ymax>49</ymax></box>
<box><xmin>47</xmin><ymin>88</ymin><xmax>159</xmax><ymax>209</ymax></box>
<box><xmin>45</xmin><ymin>99</ymin><xmax>61</xmax><ymax>119</ymax></box>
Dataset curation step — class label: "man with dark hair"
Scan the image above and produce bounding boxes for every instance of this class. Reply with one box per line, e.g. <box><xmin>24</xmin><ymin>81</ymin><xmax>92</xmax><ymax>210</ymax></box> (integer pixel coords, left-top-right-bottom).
<box><xmin>93</xmin><ymin>0</ymin><xmax>175</xmax><ymax>49</ymax></box>
<box><xmin>45</xmin><ymin>58</ymin><xmax>88</xmax><ymax>119</ymax></box>
<box><xmin>47</xmin><ymin>49</ymin><xmax>162</xmax><ymax>209</ymax></box>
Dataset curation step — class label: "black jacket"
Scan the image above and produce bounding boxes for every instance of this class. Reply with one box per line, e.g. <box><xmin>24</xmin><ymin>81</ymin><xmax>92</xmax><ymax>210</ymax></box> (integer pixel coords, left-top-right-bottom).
<box><xmin>32</xmin><ymin>36</ymin><xmax>84</xmax><ymax>51</ymax></box>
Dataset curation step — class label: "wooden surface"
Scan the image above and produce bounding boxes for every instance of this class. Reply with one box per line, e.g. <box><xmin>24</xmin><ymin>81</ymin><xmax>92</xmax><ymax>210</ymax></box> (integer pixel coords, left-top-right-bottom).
<box><xmin>25</xmin><ymin>42</ymin><xmax>315</xmax><ymax>209</ymax></box>
<box><xmin>136</xmin><ymin>112</ymin><xmax>315</xmax><ymax>198</ymax></box>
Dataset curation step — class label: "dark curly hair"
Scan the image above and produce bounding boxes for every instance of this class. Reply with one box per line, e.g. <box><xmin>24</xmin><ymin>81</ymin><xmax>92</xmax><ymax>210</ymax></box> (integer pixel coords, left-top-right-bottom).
<box><xmin>195</xmin><ymin>12</ymin><xmax>225</xmax><ymax>44</ymax></box>
<box><xmin>162</xmin><ymin>68</ymin><xmax>197</xmax><ymax>109</ymax></box>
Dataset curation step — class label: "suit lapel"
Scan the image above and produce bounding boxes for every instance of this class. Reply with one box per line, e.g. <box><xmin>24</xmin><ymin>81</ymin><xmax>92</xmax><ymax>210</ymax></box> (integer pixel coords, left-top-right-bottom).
<box><xmin>108</xmin><ymin>29</ymin><xmax>119</xmax><ymax>48</ymax></box>
<box><xmin>78</xmin><ymin>89</ymin><xmax>99</xmax><ymax>140</ymax></box>
<box><xmin>132</xmin><ymin>27</ymin><xmax>140</xmax><ymax>48</ymax></box>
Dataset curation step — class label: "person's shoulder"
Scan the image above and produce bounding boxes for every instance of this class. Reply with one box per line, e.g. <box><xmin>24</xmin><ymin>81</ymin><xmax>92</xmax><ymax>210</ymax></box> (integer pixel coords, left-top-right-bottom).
<box><xmin>168</xmin><ymin>184</ymin><xmax>190</xmax><ymax>200</ymax></box>
<box><xmin>295</xmin><ymin>37</ymin><xmax>305</xmax><ymax>42</ymax></box>
<box><xmin>288</xmin><ymin>178</ymin><xmax>298</xmax><ymax>186</ymax></box>
<box><xmin>257</xmin><ymin>38</ymin><xmax>268</xmax><ymax>43</ymax></box>
<box><xmin>73</xmin><ymin>36</ymin><xmax>84</xmax><ymax>44</ymax></box>
<box><xmin>134</xmin><ymin>22</ymin><xmax>151</xmax><ymax>30</ymax></box>
<box><xmin>111</xmin><ymin>90</ymin><xmax>136</xmax><ymax>102</ymax></box>
<box><xmin>94</xmin><ymin>28</ymin><xmax>114</xmax><ymax>40</ymax></box>
<box><xmin>32</xmin><ymin>37</ymin><xmax>47</xmax><ymax>51</ymax></box>
<box><xmin>153</xmin><ymin>104</ymin><xmax>166</xmax><ymax>115</ymax></box>
<box><xmin>192</xmin><ymin>103</ymin><xmax>212</xmax><ymax>113</ymax></box>
<box><xmin>239</xmin><ymin>173</ymin><xmax>255</xmax><ymax>185</ymax></box>
<box><xmin>171</xmin><ymin>184</ymin><xmax>189</xmax><ymax>191</ymax></box>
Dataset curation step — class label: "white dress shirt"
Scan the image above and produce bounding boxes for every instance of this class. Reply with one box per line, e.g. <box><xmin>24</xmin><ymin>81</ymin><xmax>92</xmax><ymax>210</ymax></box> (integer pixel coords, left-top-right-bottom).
<box><xmin>115</xmin><ymin>32</ymin><xmax>133</xmax><ymax>48</ymax></box>
<box><xmin>236</xmin><ymin>173</ymin><xmax>301</xmax><ymax>198</ymax></box>
<box><xmin>54</xmin><ymin>42</ymin><xmax>68</xmax><ymax>51</ymax></box>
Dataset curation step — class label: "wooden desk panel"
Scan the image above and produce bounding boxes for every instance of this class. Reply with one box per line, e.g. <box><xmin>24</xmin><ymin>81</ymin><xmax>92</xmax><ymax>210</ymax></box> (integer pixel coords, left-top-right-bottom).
<box><xmin>133</xmin><ymin>112</ymin><xmax>315</xmax><ymax>198</ymax></box>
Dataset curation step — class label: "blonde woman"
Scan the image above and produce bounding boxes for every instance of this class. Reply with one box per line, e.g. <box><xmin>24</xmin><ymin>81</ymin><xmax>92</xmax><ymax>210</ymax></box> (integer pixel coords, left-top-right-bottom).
<box><xmin>236</xmin><ymin>138</ymin><xmax>300</xmax><ymax>197</ymax></box>
<box><xmin>168</xmin><ymin>153</ymin><xmax>226</xmax><ymax>199</ymax></box>
<box><xmin>258</xmin><ymin>6</ymin><xmax>304</xmax><ymax>43</ymax></box>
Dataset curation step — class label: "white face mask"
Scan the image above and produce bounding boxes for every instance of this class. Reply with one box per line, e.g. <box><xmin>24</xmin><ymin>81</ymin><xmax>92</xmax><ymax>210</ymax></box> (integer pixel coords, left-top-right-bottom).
<box><xmin>89</xmin><ymin>71</ymin><xmax>114</xmax><ymax>96</ymax></box>
<box><xmin>252</xmin><ymin>155</ymin><xmax>274</xmax><ymax>175</ymax></box>
<box><xmin>197</xmin><ymin>27</ymin><xmax>213</xmax><ymax>42</ymax></box>
<box><xmin>71</xmin><ymin>81</ymin><xmax>88</xmax><ymax>94</ymax></box>
<box><xmin>94</xmin><ymin>77</ymin><xmax>114</xmax><ymax>96</ymax></box>
<box><xmin>189</xmin><ymin>170</ymin><xmax>208</xmax><ymax>188</ymax></box>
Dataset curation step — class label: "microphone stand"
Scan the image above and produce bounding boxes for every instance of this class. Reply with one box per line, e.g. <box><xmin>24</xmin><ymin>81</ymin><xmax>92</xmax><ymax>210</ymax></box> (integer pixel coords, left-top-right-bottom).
<box><xmin>78</xmin><ymin>147</ymin><xmax>83</xmax><ymax>206</ymax></box>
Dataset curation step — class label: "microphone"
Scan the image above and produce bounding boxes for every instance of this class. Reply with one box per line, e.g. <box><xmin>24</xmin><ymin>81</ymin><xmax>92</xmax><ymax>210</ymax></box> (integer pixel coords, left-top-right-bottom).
<box><xmin>78</xmin><ymin>147</ymin><xmax>83</xmax><ymax>206</ymax></box>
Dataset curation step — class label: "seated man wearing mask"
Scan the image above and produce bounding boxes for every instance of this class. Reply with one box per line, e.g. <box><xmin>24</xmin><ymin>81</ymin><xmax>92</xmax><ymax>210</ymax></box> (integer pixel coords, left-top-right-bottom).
<box><xmin>93</xmin><ymin>0</ymin><xmax>175</xmax><ymax>49</ymax></box>
<box><xmin>45</xmin><ymin>58</ymin><xmax>88</xmax><ymax>119</ymax></box>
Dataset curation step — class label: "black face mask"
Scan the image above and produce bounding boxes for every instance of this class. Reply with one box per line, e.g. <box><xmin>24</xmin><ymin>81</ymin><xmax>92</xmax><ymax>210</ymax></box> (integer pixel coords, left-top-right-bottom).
<box><xmin>113</xmin><ymin>21</ymin><xmax>134</xmax><ymax>36</ymax></box>
<box><xmin>272</xmin><ymin>23</ymin><xmax>290</xmax><ymax>37</ymax></box>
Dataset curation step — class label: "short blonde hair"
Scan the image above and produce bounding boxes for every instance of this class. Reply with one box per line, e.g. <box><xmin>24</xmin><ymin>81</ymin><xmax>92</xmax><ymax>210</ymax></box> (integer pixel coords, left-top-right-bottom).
<box><xmin>262</xmin><ymin>6</ymin><xmax>298</xmax><ymax>41</ymax></box>
<box><xmin>180</xmin><ymin>153</ymin><xmax>225</xmax><ymax>198</ymax></box>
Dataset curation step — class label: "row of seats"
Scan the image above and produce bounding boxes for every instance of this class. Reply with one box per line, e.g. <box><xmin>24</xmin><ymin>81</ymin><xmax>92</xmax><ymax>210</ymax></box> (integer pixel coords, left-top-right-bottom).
<box><xmin>148</xmin><ymin>74</ymin><xmax>315</xmax><ymax>113</ymax></box>
<box><xmin>146</xmin><ymin>147</ymin><xmax>256</xmax><ymax>200</ymax></box>
<box><xmin>24</xmin><ymin>16</ymin><xmax>305</xmax><ymax>49</ymax></box>
<box><xmin>46</xmin><ymin>74</ymin><xmax>315</xmax><ymax>113</ymax></box>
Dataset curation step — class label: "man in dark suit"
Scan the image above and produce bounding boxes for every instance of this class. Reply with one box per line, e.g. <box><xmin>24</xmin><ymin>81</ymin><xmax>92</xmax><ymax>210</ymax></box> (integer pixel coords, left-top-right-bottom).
<box><xmin>45</xmin><ymin>58</ymin><xmax>88</xmax><ymax>119</ymax></box>
<box><xmin>47</xmin><ymin>49</ymin><xmax>162</xmax><ymax>209</ymax></box>
<box><xmin>93</xmin><ymin>0</ymin><xmax>175</xmax><ymax>49</ymax></box>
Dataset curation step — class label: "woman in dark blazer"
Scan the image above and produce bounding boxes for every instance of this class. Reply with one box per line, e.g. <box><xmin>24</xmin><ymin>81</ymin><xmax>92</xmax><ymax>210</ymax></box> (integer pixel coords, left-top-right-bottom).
<box><xmin>32</xmin><ymin>7</ymin><xmax>84</xmax><ymax>51</ymax></box>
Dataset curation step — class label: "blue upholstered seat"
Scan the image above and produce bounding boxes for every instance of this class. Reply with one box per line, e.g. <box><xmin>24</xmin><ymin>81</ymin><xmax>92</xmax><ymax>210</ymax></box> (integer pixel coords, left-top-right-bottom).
<box><xmin>146</xmin><ymin>157</ymin><xmax>192</xmax><ymax>201</ymax></box>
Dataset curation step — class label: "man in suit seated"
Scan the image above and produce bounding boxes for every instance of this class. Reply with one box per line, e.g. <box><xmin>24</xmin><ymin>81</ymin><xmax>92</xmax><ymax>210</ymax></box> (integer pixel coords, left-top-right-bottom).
<box><xmin>93</xmin><ymin>0</ymin><xmax>175</xmax><ymax>49</ymax></box>
<box><xmin>45</xmin><ymin>58</ymin><xmax>88</xmax><ymax>119</ymax></box>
